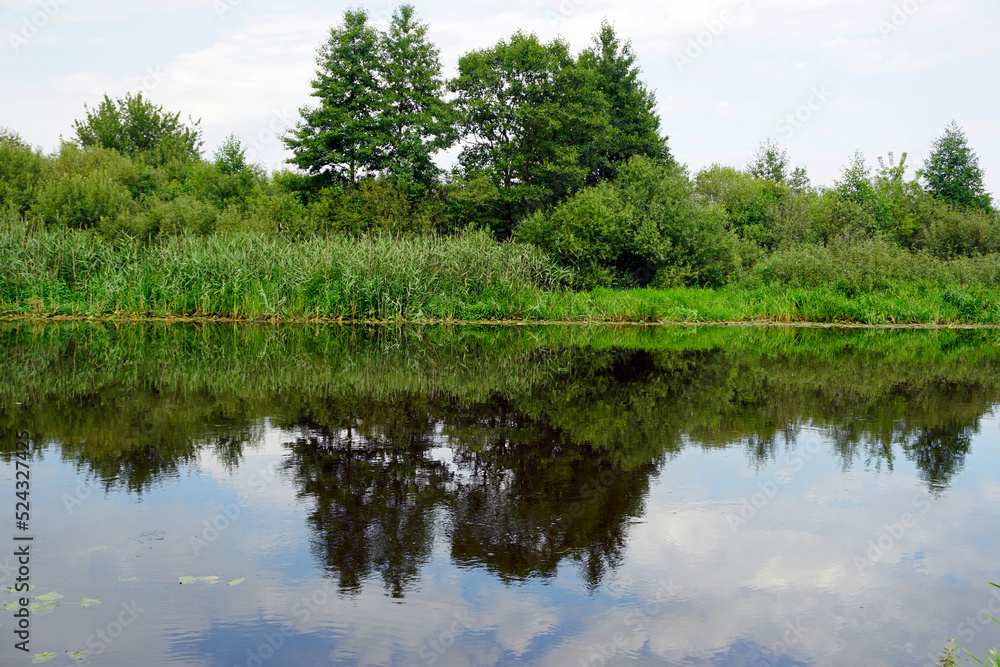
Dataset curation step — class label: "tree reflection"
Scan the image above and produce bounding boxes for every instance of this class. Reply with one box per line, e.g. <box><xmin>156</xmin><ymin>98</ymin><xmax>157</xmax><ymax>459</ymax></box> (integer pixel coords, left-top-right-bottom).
<box><xmin>2</xmin><ymin>322</ymin><xmax>999</xmax><ymax>596</ymax></box>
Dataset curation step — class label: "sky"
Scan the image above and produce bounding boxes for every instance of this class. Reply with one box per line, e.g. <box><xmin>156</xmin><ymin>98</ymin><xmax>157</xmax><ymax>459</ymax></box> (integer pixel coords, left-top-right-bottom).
<box><xmin>2</xmin><ymin>0</ymin><xmax>999</xmax><ymax>197</ymax></box>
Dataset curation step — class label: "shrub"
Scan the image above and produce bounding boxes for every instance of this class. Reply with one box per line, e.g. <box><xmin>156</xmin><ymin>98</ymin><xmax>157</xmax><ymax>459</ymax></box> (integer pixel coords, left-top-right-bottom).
<box><xmin>909</xmin><ymin>195</ymin><xmax>1000</xmax><ymax>258</ymax></box>
<box><xmin>183</xmin><ymin>159</ymin><xmax>262</xmax><ymax>210</ymax></box>
<box><xmin>134</xmin><ymin>194</ymin><xmax>218</xmax><ymax>237</ymax></box>
<box><xmin>31</xmin><ymin>171</ymin><xmax>135</xmax><ymax>230</ymax></box>
<box><xmin>695</xmin><ymin>164</ymin><xmax>787</xmax><ymax>248</ymax></box>
<box><xmin>0</xmin><ymin>132</ymin><xmax>47</xmax><ymax>214</ymax></box>
<box><xmin>517</xmin><ymin>156</ymin><xmax>739</xmax><ymax>289</ymax></box>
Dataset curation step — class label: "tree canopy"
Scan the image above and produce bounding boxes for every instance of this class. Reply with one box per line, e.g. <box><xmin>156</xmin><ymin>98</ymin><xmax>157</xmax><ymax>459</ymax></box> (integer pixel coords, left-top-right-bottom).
<box><xmin>920</xmin><ymin>121</ymin><xmax>993</xmax><ymax>212</ymax></box>
<box><xmin>284</xmin><ymin>5</ymin><xmax>452</xmax><ymax>187</ymax></box>
<box><xmin>448</xmin><ymin>23</ymin><xmax>670</xmax><ymax>236</ymax></box>
<box><xmin>72</xmin><ymin>92</ymin><xmax>202</xmax><ymax>166</ymax></box>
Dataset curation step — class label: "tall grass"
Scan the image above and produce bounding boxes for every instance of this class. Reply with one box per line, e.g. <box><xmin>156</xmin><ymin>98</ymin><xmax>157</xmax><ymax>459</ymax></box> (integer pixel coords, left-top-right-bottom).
<box><xmin>0</xmin><ymin>216</ymin><xmax>571</xmax><ymax>320</ymax></box>
<box><xmin>3</xmin><ymin>215</ymin><xmax>1000</xmax><ymax>325</ymax></box>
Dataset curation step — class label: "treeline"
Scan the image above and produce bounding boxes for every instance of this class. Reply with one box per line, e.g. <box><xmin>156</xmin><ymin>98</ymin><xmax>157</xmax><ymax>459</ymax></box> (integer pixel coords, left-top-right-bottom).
<box><xmin>0</xmin><ymin>5</ymin><xmax>998</xmax><ymax>295</ymax></box>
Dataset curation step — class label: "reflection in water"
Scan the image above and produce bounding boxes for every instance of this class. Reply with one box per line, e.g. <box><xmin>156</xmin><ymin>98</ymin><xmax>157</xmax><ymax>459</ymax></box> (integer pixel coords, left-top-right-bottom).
<box><xmin>1</xmin><ymin>323</ymin><xmax>999</xmax><ymax>603</ymax></box>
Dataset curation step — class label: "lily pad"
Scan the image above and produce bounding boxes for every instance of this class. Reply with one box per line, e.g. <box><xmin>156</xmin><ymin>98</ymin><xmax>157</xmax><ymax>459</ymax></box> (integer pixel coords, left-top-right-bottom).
<box><xmin>2</xmin><ymin>584</ymin><xmax>34</xmax><ymax>594</ymax></box>
<box><xmin>178</xmin><ymin>576</ymin><xmax>198</xmax><ymax>585</ymax></box>
<box><xmin>118</xmin><ymin>576</ymin><xmax>139</xmax><ymax>582</ymax></box>
<box><xmin>68</xmin><ymin>650</ymin><xmax>91</xmax><ymax>660</ymax></box>
<box><xmin>32</xmin><ymin>653</ymin><xmax>57</xmax><ymax>664</ymax></box>
<box><xmin>30</xmin><ymin>601</ymin><xmax>59</xmax><ymax>615</ymax></box>
<box><xmin>35</xmin><ymin>592</ymin><xmax>64</xmax><ymax>602</ymax></box>
<box><xmin>228</xmin><ymin>578</ymin><xmax>245</xmax><ymax>586</ymax></box>
<box><xmin>5</xmin><ymin>600</ymin><xmax>19</xmax><ymax>610</ymax></box>
<box><xmin>81</xmin><ymin>597</ymin><xmax>102</xmax><ymax>607</ymax></box>
<box><xmin>198</xmin><ymin>576</ymin><xmax>220</xmax><ymax>585</ymax></box>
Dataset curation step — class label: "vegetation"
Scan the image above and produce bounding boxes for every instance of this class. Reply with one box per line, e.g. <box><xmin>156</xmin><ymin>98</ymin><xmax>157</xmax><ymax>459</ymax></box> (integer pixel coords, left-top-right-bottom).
<box><xmin>1</xmin><ymin>6</ymin><xmax>998</xmax><ymax>324</ymax></box>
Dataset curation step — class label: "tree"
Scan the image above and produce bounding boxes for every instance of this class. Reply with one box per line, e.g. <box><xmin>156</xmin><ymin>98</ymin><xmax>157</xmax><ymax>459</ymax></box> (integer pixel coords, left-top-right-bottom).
<box><xmin>920</xmin><ymin>121</ymin><xmax>993</xmax><ymax>212</ymax></box>
<box><xmin>379</xmin><ymin>5</ymin><xmax>455</xmax><ymax>190</ymax></box>
<box><xmin>284</xmin><ymin>5</ymin><xmax>453</xmax><ymax>187</ymax></box>
<box><xmin>72</xmin><ymin>92</ymin><xmax>202</xmax><ymax>165</ymax></box>
<box><xmin>577</xmin><ymin>20</ymin><xmax>672</xmax><ymax>182</ymax></box>
<box><xmin>285</xmin><ymin>8</ymin><xmax>384</xmax><ymax>184</ymax></box>
<box><xmin>748</xmin><ymin>139</ymin><xmax>789</xmax><ymax>183</ymax></box>
<box><xmin>449</xmin><ymin>31</ymin><xmax>612</xmax><ymax>235</ymax></box>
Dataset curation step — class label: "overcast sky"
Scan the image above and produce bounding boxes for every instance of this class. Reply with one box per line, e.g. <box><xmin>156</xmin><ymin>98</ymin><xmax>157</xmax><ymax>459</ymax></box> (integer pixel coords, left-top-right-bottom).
<box><xmin>2</xmin><ymin>0</ymin><xmax>998</xmax><ymax>197</ymax></box>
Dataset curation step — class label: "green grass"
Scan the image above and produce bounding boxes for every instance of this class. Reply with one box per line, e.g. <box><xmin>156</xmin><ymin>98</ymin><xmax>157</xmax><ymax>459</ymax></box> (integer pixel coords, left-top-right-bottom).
<box><xmin>2</xmin><ymin>218</ymin><xmax>1000</xmax><ymax>326</ymax></box>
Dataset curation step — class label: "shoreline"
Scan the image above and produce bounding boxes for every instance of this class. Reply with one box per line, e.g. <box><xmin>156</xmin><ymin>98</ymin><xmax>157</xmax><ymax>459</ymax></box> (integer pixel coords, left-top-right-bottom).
<box><xmin>3</xmin><ymin>312</ymin><xmax>999</xmax><ymax>330</ymax></box>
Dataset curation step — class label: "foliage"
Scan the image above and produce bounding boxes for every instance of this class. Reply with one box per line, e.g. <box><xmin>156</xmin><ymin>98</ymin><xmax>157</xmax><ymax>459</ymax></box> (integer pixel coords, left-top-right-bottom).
<box><xmin>0</xmin><ymin>220</ymin><xmax>572</xmax><ymax>320</ymax></box>
<box><xmin>695</xmin><ymin>164</ymin><xmax>788</xmax><ymax>248</ymax></box>
<box><xmin>285</xmin><ymin>8</ymin><xmax>382</xmax><ymax>184</ymax></box>
<box><xmin>517</xmin><ymin>156</ymin><xmax>739</xmax><ymax>288</ymax></box>
<box><xmin>921</xmin><ymin>121</ymin><xmax>993</xmax><ymax>212</ymax></box>
<box><xmin>577</xmin><ymin>20</ymin><xmax>672</xmax><ymax>182</ymax></box>
<box><xmin>72</xmin><ymin>92</ymin><xmax>202</xmax><ymax>166</ymax></box>
<box><xmin>0</xmin><ymin>131</ymin><xmax>46</xmax><ymax>214</ymax></box>
<box><xmin>748</xmin><ymin>138</ymin><xmax>789</xmax><ymax>183</ymax></box>
<box><xmin>449</xmin><ymin>30</ymin><xmax>608</xmax><ymax>234</ymax></box>
<box><xmin>379</xmin><ymin>5</ymin><xmax>456</xmax><ymax>190</ymax></box>
<box><xmin>285</xmin><ymin>5</ymin><xmax>453</xmax><ymax>188</ymax></box>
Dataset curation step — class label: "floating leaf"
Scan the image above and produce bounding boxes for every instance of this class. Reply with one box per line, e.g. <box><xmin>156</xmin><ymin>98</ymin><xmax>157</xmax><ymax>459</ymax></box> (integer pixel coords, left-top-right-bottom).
<box><xmin>178</xmin><ymin>576</ymin><xmax>197</xmax><ymax>585</ymax></box>
<box><xmin>30</xmin><ymin>602</ymin><xmax>59</xmax><ymax>615</ymax></box>
<box><xmin>35</xmin><ymin>592</ymin><xmax>64</xmax><ymax>602</ymax></box>
<box><xmin>81</xmin><ymin>597</ymin><xmax>102</xmax><ymax>607</ymax></box>
<box><xmin>198</xmin><ymin>576</ymin><xmax>219</xmax><ymax>585</ymax></box>
<box><xmin>5</xmin><ymin>600</ymin><xmax>19</xmax><ymax>610</ymax></box>
<box><xmin>68</xmin><ymin>650</ymin><xmax>91</xmax><ymax>659</ymax></box>
<box><xmin>32</xmin><ymin>653</ymin><xmax>57</xmax><ymax>664</ymax></box>
<box><xmin>228</xmin><ymin>578</ymin><xmax>245</xmax><ymax>586</ymax></box>
<box><xmin>2</xmin><ymin>584</ymin><xmax>34</xmax><ymax>594</ymax></box>
<box><xmin>118</xmin><ymin>576</ymin><xmax>139</xmax><ymax>582</ymax></box>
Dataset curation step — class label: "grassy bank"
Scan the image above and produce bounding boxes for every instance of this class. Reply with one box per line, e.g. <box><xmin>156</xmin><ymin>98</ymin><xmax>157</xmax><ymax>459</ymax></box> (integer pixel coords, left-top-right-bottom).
<box><xmin>2</xmin><ymin>221</ymin><xmax>1000</xmax><ymax>325</ymax></box>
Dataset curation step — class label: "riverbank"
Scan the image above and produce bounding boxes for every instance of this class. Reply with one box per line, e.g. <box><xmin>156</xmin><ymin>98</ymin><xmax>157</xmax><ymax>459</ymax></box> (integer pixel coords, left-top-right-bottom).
<box><xmin>3</xmin><ymin>224</ymin><xmax>999</xmax><ymax>326</ymax></box>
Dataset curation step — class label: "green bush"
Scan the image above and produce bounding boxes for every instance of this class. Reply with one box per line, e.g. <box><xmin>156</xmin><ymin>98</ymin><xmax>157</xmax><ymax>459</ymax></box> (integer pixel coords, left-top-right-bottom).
<box><xmin>517</xmin><ymin>156</ymin><xmax>739</xmax><ymax>289</ymax></box>
<box><xmin>31</xmin><ymin>171</ymin><xmax>135</xmax><ymax>231</ymax></box>
<box><xmin>694</xmin><ymin>165</ymin><xmax>787</xmax><ymax>248</ymax></box>
<box><xmin>442</xmin><ymin>172</ymin><xmax>508</xmax><ymax>236</ymax></box>
<box><xmin>305</xmin><ymin>178</ymin><xmax>446</xmax><ymax>237</ymax></box>
<box><xmin>910</xmin><ymin>197</ymin><xmax>1000</xmax><ymax>258</ymax></box>
<box><xmin>748</xmin><ymin>237</ymin><xmax>1000</xmax><ymax>295</ymax></box>
<box><xmin>134</xmin><ymin>194</ymin><xmax>218</xmax><ymax>237</ymax></box>
<box><xmin>0</xmin><ymin>132</ymin><xmax>47</xmax><ymax>215</ymax></box>
<box><xmin>182</xmin><ymin>160</ymin><xmax>261</xmax><ymax>210</ymax></box>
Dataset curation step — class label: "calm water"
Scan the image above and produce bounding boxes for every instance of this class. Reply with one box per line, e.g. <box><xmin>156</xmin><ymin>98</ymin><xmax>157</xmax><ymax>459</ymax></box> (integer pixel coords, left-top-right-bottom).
<box><xmin>1</xmin><ymin>323</ymin><xmax>999</xmax><ymax>666</ymax></box>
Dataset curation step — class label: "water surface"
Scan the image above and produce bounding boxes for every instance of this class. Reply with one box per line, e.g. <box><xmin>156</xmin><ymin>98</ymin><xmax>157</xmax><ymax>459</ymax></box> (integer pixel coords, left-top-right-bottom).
<box><xmin>1</xmin><ymin>323</ymin><xmax>998</xmax><ymax>666</ymax></box>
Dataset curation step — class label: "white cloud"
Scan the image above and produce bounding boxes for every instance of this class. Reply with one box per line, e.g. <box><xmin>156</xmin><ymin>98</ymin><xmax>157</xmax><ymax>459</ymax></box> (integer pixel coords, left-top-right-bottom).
<box><xmin>1</xmin><ymin>0</ymin><xmax>998</xmax><ymax>193</ymax></box>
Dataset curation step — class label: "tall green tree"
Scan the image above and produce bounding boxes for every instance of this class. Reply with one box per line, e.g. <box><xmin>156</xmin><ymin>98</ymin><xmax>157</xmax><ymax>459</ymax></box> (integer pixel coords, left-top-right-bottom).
<box><xmin>920</xmin><ymin>121</ymin><xmax>993</xmax><ymax>212</ymax></box>
<box><xmin>285</xmin><ymin>5</ymin><xmax>453</xmax><ymax>187</ymax></box>
<box><xmin>380</xmin><ymin>5</ymin><xmax>455</xmax><ymax>190</ymax></box>
<box><xmin>448</xmin><ymin>31</ymin><xmax>611</xmax><ymax>235</ymax></box>
<box><xmin>73</xmin><ymin>92</ymin><xmax>202</xmax><ymax>166</ymax></box>
<box><xmin>577</xmin><ymin>20</ymin><xmax>671</xmax><ymax>182</ymax></box>
<box><xmin>285</xmin><ymin>8</ymin><xmax>384</xmax><ymax>184</ymax></box>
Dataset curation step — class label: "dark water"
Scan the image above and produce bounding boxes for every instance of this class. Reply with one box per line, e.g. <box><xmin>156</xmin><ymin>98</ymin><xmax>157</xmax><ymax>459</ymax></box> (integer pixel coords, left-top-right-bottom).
<box><xmin>1</xmin><ymin>323</ymin><xmax>999</xmax><ymax>666</ymax></box>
